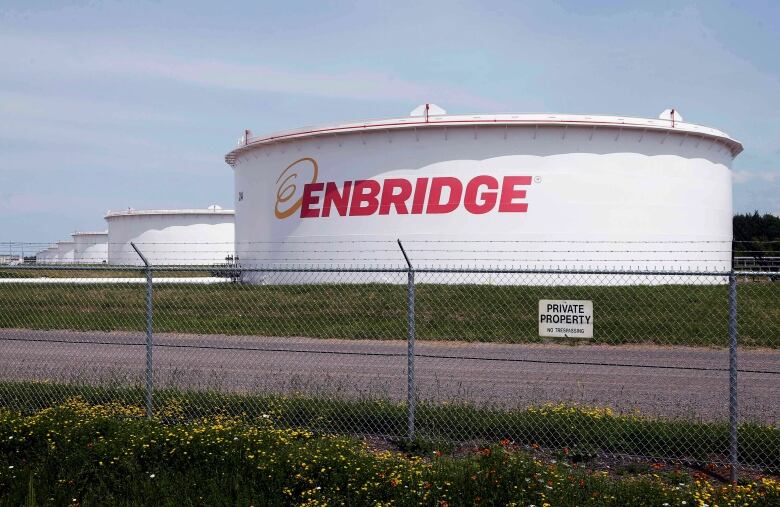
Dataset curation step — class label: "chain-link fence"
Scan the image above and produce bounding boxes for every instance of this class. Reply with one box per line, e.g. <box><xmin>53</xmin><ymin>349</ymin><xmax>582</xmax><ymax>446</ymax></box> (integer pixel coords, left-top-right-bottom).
<box><xmin>0</xmin><ymin>244</ymin><xmax>778</xmax><ymax>480</ymax></box>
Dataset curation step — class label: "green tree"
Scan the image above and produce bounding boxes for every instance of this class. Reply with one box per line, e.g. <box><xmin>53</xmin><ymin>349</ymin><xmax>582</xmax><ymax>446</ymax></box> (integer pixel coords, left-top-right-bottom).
<box><xmin>733</xmin><ymin>212</ymin><xmax>780</xmax><ymax>255</ymax></box>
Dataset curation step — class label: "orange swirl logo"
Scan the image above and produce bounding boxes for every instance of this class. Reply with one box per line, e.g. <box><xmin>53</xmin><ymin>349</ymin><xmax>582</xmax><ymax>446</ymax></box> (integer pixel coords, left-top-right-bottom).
<box><xmin>275</xmin><ymin>157</ymin><xmax>319</xmax><ymax>219</ymax></box>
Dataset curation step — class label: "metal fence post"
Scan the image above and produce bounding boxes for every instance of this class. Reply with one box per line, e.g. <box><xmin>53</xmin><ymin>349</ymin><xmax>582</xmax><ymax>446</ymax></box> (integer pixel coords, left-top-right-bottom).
<box><xmin>728</xmin><ymin>272</ymin><xmax>739</xmax><ymax>483</ymax></box>
<box><xmin>398</xmin><ymin>240</ymin><xmax>415</xmax><ymax>441</ymax></box>
<box><xmin>131</xmin><ymin>242</ymin><xmax>154</xmax><ymax>419</ymax></box>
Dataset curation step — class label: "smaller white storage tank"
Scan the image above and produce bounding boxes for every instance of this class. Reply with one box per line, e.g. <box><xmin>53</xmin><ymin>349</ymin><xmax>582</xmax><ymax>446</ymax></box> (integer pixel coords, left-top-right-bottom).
<box><xmin>44</xmin><ymin>246</ymin><xmax>59</xmax><ymax>264</ymax></box>
<box><xmin>73</xmin><ymin>231</ymin><xmax>108</xmax><ymax>264</ymax></box>
<box><xmin>105</xmin><ymin>206</ymin><xmax>235</xmax><ymax>266</ymax></box>
<box><xmin>56</xmin><ymin>241</ymin><xmax>75</xmax><ymax>264</ymax></box>
<box><xmin>35</xmin><ymin>247</ymin><xmax>54</xmax><ymax>264</ymax></box>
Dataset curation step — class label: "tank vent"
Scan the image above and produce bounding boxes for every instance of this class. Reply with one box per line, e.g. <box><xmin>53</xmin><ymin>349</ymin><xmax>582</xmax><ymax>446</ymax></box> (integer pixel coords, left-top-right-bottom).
<box><xmin>410</xmin><ymin>103</ymin><xmax>447</xmax><ymax>117</ymax></box>
<box><xmin>658</xmin><ymin>108</ymin><xmax>684</xmax><ymax>123</ymax></box>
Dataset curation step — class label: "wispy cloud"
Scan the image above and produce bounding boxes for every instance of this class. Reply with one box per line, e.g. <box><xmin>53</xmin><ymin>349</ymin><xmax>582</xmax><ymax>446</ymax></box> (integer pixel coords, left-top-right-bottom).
<box><xmin>732</xmin><ymin>170</ymin><xmax>778</xmax><ymax>184</ymax></box>
<box><xmin>0</xmin><ymin>191</ymin><xmax>109</xmax><ymax>215</ymax></box>
<box><xmin>0</xmin><ymin>89</ymin><xmax>187</xmax><ymax>125</ymax></box>
<box><xmin>0</xmin><ymin>117</ymin><xmax>221</xmax><ymax>176</ymax></box>
<box><xmin>0</xmin><ymin>31</ymin><xmax>503</xmax><ymax>110</ymax></box>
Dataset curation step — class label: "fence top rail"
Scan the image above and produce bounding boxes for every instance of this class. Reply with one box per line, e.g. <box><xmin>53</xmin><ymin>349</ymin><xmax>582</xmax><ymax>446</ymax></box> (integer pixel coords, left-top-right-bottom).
<box><xmin>734</xmin><ymin>270</ymin><xmax>779</xmax><ymax>277</ymax></box>
<box><xmin>0</xmin><ymin>265</ymin><xmax>148</xmax><ymax>272</ymax></box>
<box><xmin>7</xmin><ymin>265</ymin><xmax>777</xmax><ymax>277</ymax></box>
<box><xmin>3</xmin><ymin>263</ymin><xmax>779</xmax><ymax>277</ymax></box>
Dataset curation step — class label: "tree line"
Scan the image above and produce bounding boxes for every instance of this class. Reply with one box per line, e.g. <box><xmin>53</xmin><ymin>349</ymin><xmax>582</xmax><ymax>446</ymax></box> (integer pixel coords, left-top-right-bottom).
<box><xmin>733</xmin><ymin>212</ymin><xmax>780</xmax><ymax>255</ymax></box>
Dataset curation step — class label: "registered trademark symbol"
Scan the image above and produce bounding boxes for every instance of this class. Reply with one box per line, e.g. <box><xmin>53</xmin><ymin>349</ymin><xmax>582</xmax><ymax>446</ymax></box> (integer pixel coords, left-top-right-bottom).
<box><xmin>533</xmin><ymin>176</ymin><xmax>542</xmax><ymax>183</ymax></box>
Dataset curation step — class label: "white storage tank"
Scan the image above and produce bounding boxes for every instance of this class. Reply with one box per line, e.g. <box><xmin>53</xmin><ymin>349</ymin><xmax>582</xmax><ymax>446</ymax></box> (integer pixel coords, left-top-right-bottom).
<box><xmin>46</xmin><ymin>246</ymin><xmax>59</xmax><ymax>264</ymax></box>
<box><xmin>35</xmin><ymin>246</ymin><xmax>58</xmax><ymax>264</ymax></box>
<box><xmin>225</xmin><ymin>107</ymin><xmax>742</xmax><ymax>283</ymax></box>
<box><xmin>72</xmin><ymin>231</ymin><xmax>108</xmax><ymax>264</ymax></box>
<box><xmin>56</xmin><ymin>241</ymin><xmax>75</xmax><ymax>264</ymax></box>
<box><xmin>105</xmin><ymin>206</ymin><xmax>235</xmax><ymax>266</ymax></box>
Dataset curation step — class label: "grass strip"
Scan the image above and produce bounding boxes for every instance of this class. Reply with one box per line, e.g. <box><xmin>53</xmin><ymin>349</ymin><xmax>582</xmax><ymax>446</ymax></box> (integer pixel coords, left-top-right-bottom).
<box><xmin>0</xmin><ymin>282</ymin><xmax>778</xmax><ymax>346</ymax></box>
<box><xmin>0</xmin><ymin>381</ymin><xmax>776</xmax><ymax>472</ymax></box>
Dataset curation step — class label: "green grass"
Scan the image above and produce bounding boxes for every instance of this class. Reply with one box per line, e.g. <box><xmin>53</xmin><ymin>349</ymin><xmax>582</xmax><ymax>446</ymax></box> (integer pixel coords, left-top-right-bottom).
<box><xmin>0</xmin><ymin>281</ymin><xmax>777</xmax><ymax>346</ymax></box>
<box><xmin>1</xmin><ymin>399</ymin><xmax>779</xmax><ymax>506</ymax></box>
<box><xmin>0</xmin><ymin>382</ymin><xmax>777</xmax><ymax>472</ymax></box>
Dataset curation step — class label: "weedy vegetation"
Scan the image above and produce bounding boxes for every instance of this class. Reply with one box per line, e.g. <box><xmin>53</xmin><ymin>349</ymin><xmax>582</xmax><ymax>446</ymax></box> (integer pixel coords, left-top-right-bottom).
<box><xmin>1</xmin><ymin>382</ymin><xmax>778</xmax><ymax>473</ymax></box>
<box><xmin>1</xmin><ymin>398</ymin><xmax>779</xmax><ymax>506</ymax></box>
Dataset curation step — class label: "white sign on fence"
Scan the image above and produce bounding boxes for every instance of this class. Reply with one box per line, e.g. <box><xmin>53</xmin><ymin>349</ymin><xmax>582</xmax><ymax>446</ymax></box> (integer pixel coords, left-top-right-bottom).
<box><xmin>538</xmin><ymin>300</ymin><xmax>594</xmax><ymax>338</ymax></box>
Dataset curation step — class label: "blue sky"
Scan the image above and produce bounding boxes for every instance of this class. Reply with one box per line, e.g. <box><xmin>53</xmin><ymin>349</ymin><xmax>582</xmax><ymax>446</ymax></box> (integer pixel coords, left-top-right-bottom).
<box><xmin>0</xmin><ymin>0</ymin><xmax>778</xmax><ymax>242</ymax></box>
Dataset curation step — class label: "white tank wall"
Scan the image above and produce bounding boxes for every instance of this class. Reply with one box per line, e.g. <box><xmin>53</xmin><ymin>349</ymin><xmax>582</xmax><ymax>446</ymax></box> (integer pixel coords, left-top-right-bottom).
<box><xmin>46</xmin><ymin>247</ymin><xmax>59</xmax><ymax>264</ymax></box>
<box><xmin>230</xmin><ymin>122</ymin><xmax>738</xmax><ymax>284</ymax></box>
<box><xmin>106</xmin><ymin>212</ymin><xmax>235</xmax><ymax>266</ymax></box>
<box><xmin>36</xmin><ymin>247</ymin><xmax>57</xmax><ymax>264</ymax></box>
<box><xmin>56</xmin><ymin>242</ymin><xmax>75</xmax><ymax>264</ymax></box>
<box><xmin>73</xmin><ymin>232</ymin><xmax>108</xmax><ymax>264</ymax></box>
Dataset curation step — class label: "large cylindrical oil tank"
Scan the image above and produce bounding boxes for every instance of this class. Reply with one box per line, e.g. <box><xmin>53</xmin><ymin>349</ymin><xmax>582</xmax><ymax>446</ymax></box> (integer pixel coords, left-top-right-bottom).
<box><xmin>225</xmin><ymin>108</ymin><xmax>742</xmax><ymax>283</ymax></box>
<box><xmin>72</xmin><ymin>231</ymin><xmax>108</xmax><ymax>264</ymax></box>
<box><xmin>105</xmin><ymin>207</ymin><xmax>235</xmax><ymax>266</ymax></box>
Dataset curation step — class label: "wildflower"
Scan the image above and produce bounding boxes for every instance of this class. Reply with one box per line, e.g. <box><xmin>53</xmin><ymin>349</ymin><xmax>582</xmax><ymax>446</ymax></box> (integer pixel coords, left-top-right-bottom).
<box><xmin>149</xmin><ymin>474</ymin><xmax>155</xmax><ymax>479</ymax></box>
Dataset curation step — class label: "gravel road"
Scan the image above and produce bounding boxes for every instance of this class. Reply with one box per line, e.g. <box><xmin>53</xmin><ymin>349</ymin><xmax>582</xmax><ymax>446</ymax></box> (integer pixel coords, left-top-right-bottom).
<box><xmin>1</xmin><ymin>329</ymin><xmax>778</xmax><ymax>423</ymax></box>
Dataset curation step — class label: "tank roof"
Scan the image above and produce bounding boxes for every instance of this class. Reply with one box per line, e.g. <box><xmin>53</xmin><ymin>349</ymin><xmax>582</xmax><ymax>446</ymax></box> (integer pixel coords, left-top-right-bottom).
<box><xmin>226</xmin><ymin>110</ymin><xmax>743</xmax><ymax>167</ymax></box>
<box><xmin>72</xmin><ymin>230</ymin><xmax>108</xmax><ymax>236</ymax></box>
<box><xmin>105</xmin><ymin>208</ymin><xmax>235</xmax><ymax>219</ymax></box>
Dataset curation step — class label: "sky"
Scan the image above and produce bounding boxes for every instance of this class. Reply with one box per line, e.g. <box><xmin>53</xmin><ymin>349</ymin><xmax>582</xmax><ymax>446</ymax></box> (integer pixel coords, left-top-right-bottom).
<box><xmin>0</xmin><ymin>0</ymin><xmax>778</xmax><ymax>243</ymax></box>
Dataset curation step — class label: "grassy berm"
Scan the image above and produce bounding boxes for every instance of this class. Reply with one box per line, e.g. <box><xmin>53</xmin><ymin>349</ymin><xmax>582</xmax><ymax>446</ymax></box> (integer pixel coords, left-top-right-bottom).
<box><xmin>1</xmin><ymin>399</ymin><xmax>779</xmax><ymax>506</ymax></box>
<box><xmin>0</xmin><ymin>281</ymin><xmax>778</xmax><ymax>346</ymax></box>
